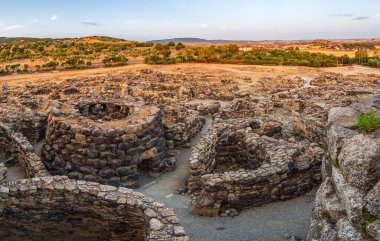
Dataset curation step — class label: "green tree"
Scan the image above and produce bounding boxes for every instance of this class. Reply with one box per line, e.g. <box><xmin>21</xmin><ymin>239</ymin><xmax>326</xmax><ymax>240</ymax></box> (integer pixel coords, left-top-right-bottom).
<box><xmin>176</xmin><ymin>43</ymin><xmax>185</xmax><ymax>50</ymax></box>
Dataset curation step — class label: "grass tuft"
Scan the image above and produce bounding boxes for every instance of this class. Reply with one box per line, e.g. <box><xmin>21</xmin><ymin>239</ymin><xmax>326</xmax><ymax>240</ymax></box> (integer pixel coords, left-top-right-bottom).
<box><xmin>355</xmin><ymin>107</ymin><xmax>380</xmax><ymax>132</ymax></box>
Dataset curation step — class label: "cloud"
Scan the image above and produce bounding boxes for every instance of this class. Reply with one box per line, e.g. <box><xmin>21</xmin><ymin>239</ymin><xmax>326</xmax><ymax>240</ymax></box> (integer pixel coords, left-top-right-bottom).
<box><xmin>352</xmin><ymin>16</ymin><xmax>370</xmax><ymax>21</ymax></box>
<box><xmin>331</xmin><ymin>13</ymin><xmax>354</xmax><ymax>17</ymax></box>
<box><xmin>81</xmin><ymin>21</ymin><xmax>99</xmax><ymax>26</ymax></box>
<box><xmin>32</xmin><ymin>18</ymin><xmax>40</xmax><ymax>23</ymax></box>
<box><xmin>51</xmin><ymin>15</ymin><xmax>58</xmax><ymax>21</ymax></box>
<box><xmin>1</xmin><ymin>24</ymin><xmax>26</xmax><ymax>30</ymax></box>
<box><xmin>330</xmin><ymin>13</ymin><xmax>370</xmax><ymax>21</ymax></box>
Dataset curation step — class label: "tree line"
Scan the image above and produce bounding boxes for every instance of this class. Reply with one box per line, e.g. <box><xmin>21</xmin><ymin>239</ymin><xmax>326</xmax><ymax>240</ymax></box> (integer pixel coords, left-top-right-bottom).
<box><xmin>144</xmin><ymin>43</ymin><xmax>380</xmax><ymax>69</ymax></box>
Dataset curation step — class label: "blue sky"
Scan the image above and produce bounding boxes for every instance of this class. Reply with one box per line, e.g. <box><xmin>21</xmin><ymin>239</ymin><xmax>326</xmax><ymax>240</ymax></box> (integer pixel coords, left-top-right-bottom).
<box><xmin>0</xmin><ymin>0</ymin><xmax>379</xmax><ymax>41</ymax></box>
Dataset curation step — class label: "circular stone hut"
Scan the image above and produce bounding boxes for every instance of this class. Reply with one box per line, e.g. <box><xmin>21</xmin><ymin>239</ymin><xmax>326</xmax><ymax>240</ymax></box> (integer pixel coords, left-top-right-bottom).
<box><xmin>189</xmin><ymin>117</ymin><xmax>324</xmax><ymax>216</ymax></box>
<box><xmin>42</xmin><ymin>97</ymin><xmax>168</xmax><ymax>188</ymax></box>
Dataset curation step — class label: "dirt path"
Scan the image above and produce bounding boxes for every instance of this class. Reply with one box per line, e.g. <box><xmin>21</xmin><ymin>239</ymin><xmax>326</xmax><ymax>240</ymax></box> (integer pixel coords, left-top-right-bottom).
<box><xmin>138</xmin><ymin>117</ymin><xmax>213</xmax><ymax>194</ymax></box>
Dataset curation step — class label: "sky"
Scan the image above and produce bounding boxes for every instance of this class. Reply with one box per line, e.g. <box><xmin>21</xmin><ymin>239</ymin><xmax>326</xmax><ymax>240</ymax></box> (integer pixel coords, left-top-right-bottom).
<box><xmin>0</xmin><ymin>0</ymin><xmax>379</xmax><ymax>41</ymax></box>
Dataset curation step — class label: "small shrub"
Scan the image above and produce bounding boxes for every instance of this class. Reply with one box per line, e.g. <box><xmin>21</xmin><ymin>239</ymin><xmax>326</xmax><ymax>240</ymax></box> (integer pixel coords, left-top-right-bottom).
<box><xmin>322</xmin><ymin>212</ymin><xmax>336</xmax><ymax>224</ymax></box>
<box><xmin>363</xmin><ymin>213</ymin><xmax>378</xmax><ymax>224</ymax></box>
<box><xmin>355</xmin><ymin>107</ymin><xmax>380</xmax><ymax>132</ymax></box>
<box><xmin>314</xmin><ymin>226</ymin><xmax>322</xmax><ymax>238</ymax></box>
<box><xmin>362</xmin><ymin>213</ymin><xmax>379</xmax><ymax>233</ymax></box>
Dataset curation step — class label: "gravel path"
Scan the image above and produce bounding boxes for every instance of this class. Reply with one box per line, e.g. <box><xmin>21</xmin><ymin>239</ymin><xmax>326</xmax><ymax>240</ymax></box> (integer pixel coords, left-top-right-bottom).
<box><xmin>137</xmin><ymin>116</ymin><xmax>316</xmax><ymax>241</ymax></box>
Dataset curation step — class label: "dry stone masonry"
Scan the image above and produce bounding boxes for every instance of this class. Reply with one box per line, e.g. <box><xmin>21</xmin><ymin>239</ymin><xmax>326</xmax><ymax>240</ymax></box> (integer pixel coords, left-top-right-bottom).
<box><xmin>161</xmin><ymin>104</ymin><xmax>205</xmax><ymax>149</ymax></box>
<box><xmin>0</xmin><ymin>122</ymin><xmax>48</xmax><ymax>179</ymax></box>
<box><xmin>42</xmin><ymin>96</ymin><xmax>168</xmax><ymax>188</ymax></box>
<box><xmin>1</xmin><ymin>66</ymin><xmax>380</xmax><ymax>240</ymax></box>
<box><xmin>189</xmin><ymin>117</ymin><xmax>324</xmax><ymax>215</ymax></box>
<box><xmin>0</xmin><ymin>176</ymin><xmax>188</xmax><ymax>241</ymax></box>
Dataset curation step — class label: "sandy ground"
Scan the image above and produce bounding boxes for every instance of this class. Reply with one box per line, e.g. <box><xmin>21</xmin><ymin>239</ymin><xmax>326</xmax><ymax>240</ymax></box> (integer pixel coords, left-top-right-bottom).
<box><xmin>1</xmin><ymin>63</ymin><xmax>379</xmax><ymax>88</ymax></box>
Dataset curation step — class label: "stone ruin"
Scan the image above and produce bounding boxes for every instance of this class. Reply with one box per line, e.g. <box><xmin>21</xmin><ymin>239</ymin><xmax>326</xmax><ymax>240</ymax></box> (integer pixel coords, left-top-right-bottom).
<box><xmin>160</xmin><ymin>104</ymin><xmax>205</xmax><ymax>149</ymax></box>
<box><xmin>1</xmin><ymin>68</ymin><xmax>380</xmax><ymax>240</ymax></box>
<box><xmin>0</xmin><ymin>176</ymin><xmax>188</xmax><ymax>241</ymax></box>
<box><xmin>0</xmin><ymin>122</ymin><xmax>48</xmax><ymax>182</ymax></box>
<box><xmin>189</xmin><ymin>117</ymin><xmax>324</xmax><ymax>216</ymax></box>
<box><xmin>0</xmin><ymin>94</ymin><xmax>188</xmax><ymax>240</ymax></box>
<box><xmin>42</xmin><ymin>96</ymin><xmax>168</xmax><ymax>188</ymax></box>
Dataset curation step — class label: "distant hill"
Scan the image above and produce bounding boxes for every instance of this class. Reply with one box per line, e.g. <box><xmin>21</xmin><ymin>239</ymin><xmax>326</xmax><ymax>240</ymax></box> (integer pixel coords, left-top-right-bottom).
<box><xmin>150</xmin><ymin>38</ymin><xmax>236</xmax><ymax>44</ymax></box>
<box><xmin>75</xmin><ymin>36</ymin><xmax>130</xmax><ymax>43</ymax></box>
<box><xmin>0</xmin><ymin>36</ymin><xmax>131</xmax><ymax>44</ymax></box>
<box><xmin>0</xmin><ymin>37</ymin><xmax>55</xmax><ymax>43</ymax></box>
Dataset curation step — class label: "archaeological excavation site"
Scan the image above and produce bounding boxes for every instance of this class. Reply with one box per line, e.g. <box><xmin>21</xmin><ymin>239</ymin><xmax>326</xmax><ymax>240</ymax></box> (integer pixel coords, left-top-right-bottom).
<box><xmin>0</xmin><ymin>64</ymin><xmax>380</xmax><ymax>241</ymax></box>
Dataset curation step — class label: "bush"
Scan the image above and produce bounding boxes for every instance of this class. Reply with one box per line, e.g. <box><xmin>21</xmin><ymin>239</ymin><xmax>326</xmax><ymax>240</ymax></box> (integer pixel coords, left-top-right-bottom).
<box><xmin>355</xmin><ymin>107</ymin><xmax>380</xmax><ymax>132</ymax></box>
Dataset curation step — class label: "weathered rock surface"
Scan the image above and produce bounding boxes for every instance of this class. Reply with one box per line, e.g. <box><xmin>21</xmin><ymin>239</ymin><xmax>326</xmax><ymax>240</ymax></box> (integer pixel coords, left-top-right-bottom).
<box><xmin>307</xmin><ymin>96</ymin><xmax>380</xmax><ymax>241</ymax></box>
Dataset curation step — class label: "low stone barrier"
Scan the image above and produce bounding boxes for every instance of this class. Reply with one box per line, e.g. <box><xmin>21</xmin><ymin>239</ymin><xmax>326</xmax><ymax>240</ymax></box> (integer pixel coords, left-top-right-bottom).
<box><xmin>0</xmin><ymin>176</ymin><xmax>188</xmax><ymax>241</ymax></box>
<box><xmin>0</xmin><ymin>122</ymin><xmax>48</xmax><ymax>178</ymax></box>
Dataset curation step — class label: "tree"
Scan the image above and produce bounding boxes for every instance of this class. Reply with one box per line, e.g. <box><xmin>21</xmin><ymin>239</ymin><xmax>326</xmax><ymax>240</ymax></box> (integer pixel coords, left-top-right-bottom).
<box><xmin>23</xmin><ymin>64</ymin><xmax>29</xmax><ymax>72</ymax></box>
<box><xmin>154</xmin><ymin>44</ymin><xmax>164</xmax><ymax>51</ymax></box>
<box><xmin>176</xmin><ymin>43</ymin><xmax>185</xmax><ymax>50</ymax></box>
<box><xmin>355</xmin><ymin>49</ymin><xmax>369</xmax><ymax>65</ymax></box>
<box><xmin>160</xmin><ymin>49</ymin><xmax>171</xmax><ymax>58</ymax></box>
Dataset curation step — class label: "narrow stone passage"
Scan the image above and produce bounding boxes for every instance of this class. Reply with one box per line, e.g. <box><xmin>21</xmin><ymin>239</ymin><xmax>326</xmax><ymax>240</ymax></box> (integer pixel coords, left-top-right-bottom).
<box><xmin>138</xmin><ymin>112</ymin><xmax>316</xmax><ymax>241</ymax></box>
<box><xmin>138</xmin><ymin>117</ymin><xmax>213</xmax><ymax>194</ymax></box>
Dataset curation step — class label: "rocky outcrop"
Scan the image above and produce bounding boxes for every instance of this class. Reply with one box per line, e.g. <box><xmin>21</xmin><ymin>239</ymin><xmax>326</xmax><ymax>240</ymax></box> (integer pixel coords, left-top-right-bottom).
<box><xmin>307</xmin><ymin>95</ymin><xmax>380</xmax><ymax>241</ymax></box>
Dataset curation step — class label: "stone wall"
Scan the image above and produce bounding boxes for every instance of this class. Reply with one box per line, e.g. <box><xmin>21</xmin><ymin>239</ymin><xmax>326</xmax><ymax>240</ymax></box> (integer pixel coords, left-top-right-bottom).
<box><xmin>0</xmin><ymin>106</ymin><xmax>47</xmax><ymax>144</ymax></box>
<box><xmin>189</xmin><ymin>118</ymin><xmax>323</xmax><ymax>212</ymax></box>
<box><xmin>0</xmin><ymin>122</ymin><xmax>48</xmax><ymax>178</ymax></box>
<box><xmin>42</xmin><ymin>98</ymin><xmax>168</xmax><ymax>188</ymax></box>
<box><xmin>293</xmin><ymin>114</ymin><xmax>326</xmax><ymax>146</ymax></box>
<box><xmin>188</xmin><ymin>127</ymin><xmax>218</xmax><ymax>193</ymax></box>
<box><xmin>0</xmin><ymin>176</ymin><xmax>188</xmax><ymax>241</ymax></box>
<box><xmin>161</xmin><ymin>105</ymin><xmax>205</xmax><ymax>148</ymax></box>
<box><xmin>0</xmin><ymin>163</ymin><xmax>6</xmax><ymax>184</ymax></box>
<box><xmin>218</xmin><ymin>98</ymin><xmax>274</xmax><ymax>120</ymax></box>
<box><xmin>184</xmin><ymin>102</ymin><xmax>221</xmax><ymax>116</ymax></box>
<box><xmin>307</xmin><ymin>96</ymin><xmax>380</xmax><ymax>241</ymax></box>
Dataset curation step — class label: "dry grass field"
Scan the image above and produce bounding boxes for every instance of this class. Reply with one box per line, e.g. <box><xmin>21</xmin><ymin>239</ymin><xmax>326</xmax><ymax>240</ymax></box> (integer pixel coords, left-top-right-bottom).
<box><xmin>1</xmin><ymin>63</ymin><xmax>379</xmax><ymax>88</ymax></box>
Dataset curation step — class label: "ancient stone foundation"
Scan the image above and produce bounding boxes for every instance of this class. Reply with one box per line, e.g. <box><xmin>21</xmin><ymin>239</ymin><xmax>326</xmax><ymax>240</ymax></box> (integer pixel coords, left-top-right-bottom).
<box><xmin>42</xmin><ymin>97</ymin><xmax>168</xmax><ymax>188</ymax></box>
<box><xmin>161</xmin><ymin>105</ymin><xmax>205</xmax><ymax>148</ymax></box>
<box><xmin>307</xmin><ymin>96</ymin><xmax>380</xmax><ymax>241</ymax></box>
<box><xmin>0</xmin><ymin>176</ymin><xmax>188</xmax><ymax>241</ymax></box>
<box><xmin>0</xmin><ymin>99</ymin><xmax>48</xmax><ymax>144</ymax></box>
<box><xmin>0</xmin><ymin>122</ymin><xmax>48</xmax><ymax>179</ymax></box>
<box><xmin>189</xmin><ymin>117</ymin><xmax>323</xmax><ymax>214</ymax></box>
